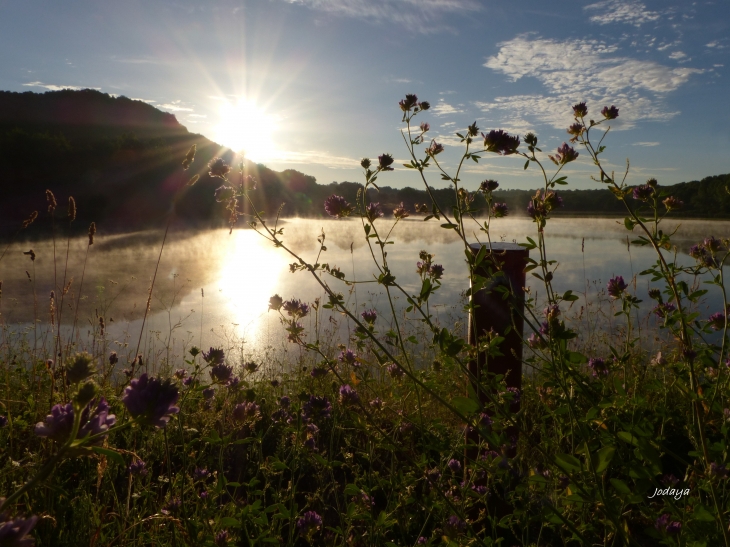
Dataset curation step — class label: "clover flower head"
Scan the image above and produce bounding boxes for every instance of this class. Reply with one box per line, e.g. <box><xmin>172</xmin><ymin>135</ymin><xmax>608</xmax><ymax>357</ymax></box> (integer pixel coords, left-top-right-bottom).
<box><xmin>527</xmin><ymin>332</ymin><xmax>546</xmax><ymax>349</ymax></box>
<box><xmin>66</xmin><ymin>352</ymin><xmax>96</xmax><ymax>385</ymax></box>
<box><xmin>338</xmin><ymin>349</ymin><xmax>357</xmax><ymax>366</ymax></box>
<box><xmin>710</xmin><ymin>462</ymin><xmax>728</xmax><ymax>478</ymax></box>
<box><xmin>282</xmin><ymin>299</ymin><xmax>309</xmax><ymax>318</ymax></box>
<box><xmin>174</xmin><ymin>369</ymin><xmax>187</xmax><ymax>379</ymax></box>
<box><xmin>193</xmin><ymin>467</ymin><xmax>209</xmax><ymax>481</ymax></box>
<box><xmin>122</xmin><ymin>374</ymin><xmax>180</xmax><ymax>428</ymax></box>
<box><xmin>203</xmin><ymin>347</ymin><xmax>225</xmax><ymax>366</ymax></box>
<box><xmin>447</xmin><ymin>459</ymin><xmax>462</xmax><ymax>473</ymax></box>
<box><xmin>480</xmin><ymin>179</ymin><xmax>499</xmax><ymax>192</ymax></box>
<box><xmin>339</xmin><ymin>384</ymin><xmax>360</xmax><ymax>405</ymax></box>
<box><xmin>663</xmin><ymin>196</ymin><xmax>683</xmax><ymax>211</ymax></box>
<box><xmin>538</xmin><ymin>321</ymin><xmax>551</xmax><ymax>336</ymax></box>
<box><xmin>429</xmin><ymin>264</ymin><xmax>444</xmax><ymax>280</ymax></box>
<box><xmin>572</xmin><ymin>102</ymin><xmax>588</xmax><ymax>117</ymax></box>
<box><xmin>182</xmin><ymin>376</ymin><xmax>194</xmax><ymax>387</ymax></box>
<box><xmin>482</xmin><ymin>129</ymin><xmax>520</xmax><ymax>155</ymax></box>
<box><xmin>310</xmin><ymin>366</ymin><xmax>328</xmax><ymax>378</ymax></box>
<box><xmin>567</xmin><ymin>123</ymin><xmax>584</xmax><ymax>137</ymax></box>
<box><xmin>208</xmin><ymin>157</ymin><xmax>231</xmax><ymax>179</ymax></box>
<box><xmin>129</xmin><ymin>459</ymin><xmax>148</xmax><ymax>476</ymax></box>
<box><xmin>399</xmin><ymin>94</ymin><xmax>418</xmax><ymax>112</ymax></box>
<box><xmin>227</xmin><ymin>377</ymin><xmax>240</xmax><ymax>390</ymax></box>
<box><xmin>279</xmin><ymin>396</ymin><xmax>291</xmax><ymax>408</ymax></box>
<box><xmin>232</xmin><ymin>401</ymin><xmax>261</xmax><ymax>424</ymax></box>
<box><xmin>445</xmin><ymin>515</ymin><xmax>466</xmax><ymax>535</ymax></box>
<box><xmin>607</xmin><ymin>275</ymin><xmax>628</xmax><ymax>299</ymax></box>
<box><xmin>386</xmin><ymin>363</ymin><xmax>404</xmax><ymax>379</ymax></box>
<box><xmin>360</xmin><ymin>158</ymin><xmax>371</xmax><ymax>169</ymax></box>
<box><xmin>202</xmin><ymin>387</ymin><xmax>215</xmax><ymax>401</ymax></box>
<box><xmin>653</xmin><ymin>302</ymin><xmax>677</xmax><ymax>317</ymax></box>
<box><xmin>704</xmin><ymin>236</ymin><xmax>724</xmax><ymax>253</ymax></box>
<box><xmin>417</xmin><ymin>537</ymin><xmax>428</xmax><ymax>545</ymax></box>
<box><xmin>632</xmin><ymin>184</ymin><xmax>654</xmax><ymax>201</ymax></box>
<box><xmin>601</xmin><ymin>105</ymin><xmax>619</xmax><ymax>120</ymax></box>
<box><xmin>543</xmin><ymin>190</ymin><xmax>563</xmax><ymax>210</ymax></box>
<box><xmin>666</xmin><ymin>522</ymin><xmax>681</xmax><ymax>535</ymax></box>
<box><xmin>661</xmin><ymin>474</ymin><xmax>680</xmax><ymax>487</ymax></box>
<box><xmin>378</xmin><ymin>153</ymin><xmax>395</xmax><ymax>171</ymax></box>
<box><xmin>588</xmin><ymin>358</ymin><xmax>609</xmax><ymax>377</ymax></box>
<box><xmin>210</xmin><ymin>363</ymin><xmax>233</xmax><ymax>383</ymax></box>
<box><xmin>268</xmin><ymin>294</ymin><xmax>283</xmax><ymax>311</ymax></box>
<box><xmin>324</xmin><ymin>195</ymin><xmax>353</xmax><ymax>218</ymax></box>
<box><xmin>302</xmin><ymin>395</ymin><xmax>332</xmax><ymax>422</ymax></box>
<box><xmin>491</xmin><ymin>202</ymin><xmax>509</xmax><ymax>218</ymax></box>
<box><xmin>505</xmin><ymin>387</ymin><xmax>521</xmax><ymax>405</ymax></box>
<box><xmin>709</xmin><ymin>312</ymin><xmax>726</xmax><ymax>330</ymax></box>
<box><xmin>296</xmin><ymin>511</ymin><xmax>322</xmax><ymax>536</ymax></box>
<box><xmin>34</xmin><ymin>402</ymin><xmax>74</xmax><ymax>442</ymax></box>
<box><xmin>161</xmin><ymin>497</ymin><xmax>181</xmax><ymax>515</ymax></box>
<box><xmin>369</xmin><ymin>397</ymin><xmax>384</xmax><ymax>411</ymax></box>
<box><xmin>244</xmin><ymin>361</ymin><xmax>259</xmax><ymax>373</ymax></box>
<box><xmin>0</xmin><ymin>508</ymin><xmax>38</xmax><ymax>547</ymax></box>
<box><xmin>426</xmin><ymin>140</ymin><xmax>444</xmax><ymax>156</ymax></box>
<box><xmin>544</xmin><ymin>304</ymin><xmax>561</xmax><ymax>322</ymax></box>
<box><xmin>418</xmin><ymin>101</ymin><xmax>430</xmax><ymax>111</ymax></box>
<box><xmin>478</xmin><ymin>413</ymin><xmax>493</xmax><ymax>428</ymax></box>
<box><xmin>214</xmin><ymin>531</ymin><xmax>229</xmax><ymax>546</ymax></box>
<box><xmin>419</xmin><ymin>122</ymin><xmax>430</xmax><ymax>132</ymax></box>
<box><xmin>78</xmin><ymin>398</ymin><xmax>116</xmax><ymax>445</ymax></box>
<box><xmin>365</xmin><ymin>202</ymin><xmax>383</xmax><ymax>222</ymax></box>
<box><xmin>361</xmin><ymin>309</ymin><xmax>377</xmax><ymax>324</ymax></box>
<box><xmin>549</xmin><ymin>143</ymin><xmax>579</xmax><ymax>165</ymax></box>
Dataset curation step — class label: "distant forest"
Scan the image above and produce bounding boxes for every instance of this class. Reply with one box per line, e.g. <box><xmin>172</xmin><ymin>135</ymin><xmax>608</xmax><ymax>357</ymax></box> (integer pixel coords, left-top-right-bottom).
<box><xmin>1</xmin><ymin>89</ymin><xmax>728</xmax><ymax>234</ymax></box>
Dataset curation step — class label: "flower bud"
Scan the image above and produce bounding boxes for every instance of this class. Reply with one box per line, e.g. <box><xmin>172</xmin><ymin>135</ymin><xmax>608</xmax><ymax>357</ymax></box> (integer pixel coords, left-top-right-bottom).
<box><xmin>66</xmin><ymin>352</ymin><xmax>97</xmax><ymax>385</ymax></box>
<box><xmin>75</xmin><ymin>381</ymin><xmax>98</xmax><ymax>409</ymax></box>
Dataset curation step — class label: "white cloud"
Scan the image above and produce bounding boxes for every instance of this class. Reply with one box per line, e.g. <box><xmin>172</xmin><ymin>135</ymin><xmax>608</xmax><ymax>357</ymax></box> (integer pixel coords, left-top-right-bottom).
<box><xmin>159</xmin><ymin>100</ymin><xmax>194</xmax><ymax>112</ymax></box>
<box><xmin>282</xmin><ymin>0</ymin><xmax>480</xmax><ymax>32</ymax></box>
<box><xmin>634</xmin><ymin>141</ymin><xmax>660</xmax><ymax>146</ymax></box>
<box><xmin>130</xmin><ymin>97</ymin><xmax>156</xmax><ymax>104</ymax></box>
<box><xmin>433</xmin><ymin>100</ymin><xmax>463</xmax><ymax>117</ymax></box>
<box><xmin>22</xmin><ymin>81</ymin><xmax>100</xmax><ymax>91</ymax></box>
<box><xmin>480</xmin><ymin>36</ymin><xmax>702</xmax><ymax>130</ymax></box>
<box><xmin>668</xmin><ymin>51</ymin><xmax>686</xmax><ymax>60</ymax></box>
<box><xmin>584</xmin><ymin>0</ymin><xmax>661</xmax><ymax>27</ymax></box>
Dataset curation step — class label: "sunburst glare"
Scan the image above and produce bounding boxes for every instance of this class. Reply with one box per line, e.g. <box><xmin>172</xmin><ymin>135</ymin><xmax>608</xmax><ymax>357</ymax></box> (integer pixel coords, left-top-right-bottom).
<box><xmin>214</xmin><ymin>98</ymin><xmax>277</xmax><ymax>162</ymax></box>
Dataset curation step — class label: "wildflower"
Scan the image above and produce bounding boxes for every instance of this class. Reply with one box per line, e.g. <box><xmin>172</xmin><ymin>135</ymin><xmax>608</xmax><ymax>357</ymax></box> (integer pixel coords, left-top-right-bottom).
<box><xmin>419</xmin><ymin>122</ymin><xmax>430</xmax><ymax>132</ymax></box>
<box><xmin>378</xmin><ymin>154</ymin><xmax>395</xmax><ymax>171</ymax></box>
<box><xmin>399</xmin><ymin>94</ymin><xmax>418</xmax><ymax>112</ymax></box>
<box><xmin>174</xmin><ymin>369</ymin><xmax>187</xmax><ymax>379</ymax></box>
<box><xmin>414</xmin><ymin>203</ymin><xmax>429</xmax><ymax>213</ymax></box>
<box><xmin>661</xmin><ymin>474</ymin><xmax>679</xmax><ymax>487</ymax></box>
<box><xmin>567</xmin><ymin>123</ymin><xmax>584</xmax><ymax>139</ymax></box>
<box><xmin>704</xmin><ymin>236</ymin><xmax>724</xmax><ymax>253</ymax></box>
<box><xmin>417</xmin><ymin>537</ymin><xmax>427</xmax><ymax>545</ymax></box>
<box><xmin>549</xmin><ymin>143</ymin><xmax>579</xmax><ymax>165</ymax></box>
<box><xmin>572</xmin><ymin>102</ymin><xmax>588</xmax><ymax>117</ymax></box>
<box><xmin>393</xmin><ymin>203</ymin><xmax>409</xmax><ymax>219</ymax></box>
<box><xmin>651</xmin><ymin>352</ymin><xmax>667</xmax><ymax>366</ymax></box>
<box><xmin>445</xmin><ymin>515</ymin><xmax>466</xmax><ymax>535</ymax></box>
<box><xmin>324</xmin><ymin>195</ymin><xmax>353</xmax><ymax>218</ymax></box>
<box><xmin>161</xmin><ymin>497</ymin><xmax>181</xmax><ymax>515</ymax></box>
<box><xmin>203</xmin><ymin>347</ymin><xmax>225</xmax><ymax>366</ymax></box>
<box><xmin>302</xmin><ymin>395</ymin><xmax>332</xmax><ymax>422</ymax></box>
<box><xmin>544</xmin><ymin>190</ymin><xmax>563</xmax><ymax>210</ymax></box>
<box><xmin>35</xmin><ymin>398</ymin><xmax>115</xmax><ymax>445</ymax></box>
<box><xmin>214</xmin><ymin>185</ymin><xmax>235</xmax><ymax>202</ymax></box>
<box><xmin>588</xmin><ymin>358</ymin><xmax>609</xmax><ymax>377</ymax></box>
<box><xmin>361</xmin><ymin>309</ymin><xmax>377</xmax><ymax>324</ymax></box>
<box><xmin>270</xmin><ymin>379</ymin><xmax>280</xmax><ymax>388</ymax></box>
<box><xmin>282</xmin><ymin>299</ymin><xmax>309</xmax><ymax>318</ymax></box>
<box><xmin>296</xmin><ymin>511</ymin><xmax>322</xmax><ymax>536</ymax></box>
<box><xmin>244</xmin><ymin>361</ymin><xmax>259</xmax><ymax>373</ymax></box>
<box><xmin>310</xmin><ymin>367</ymin><xmax>328</xmax><ymax>378</ymax></box>
<box><xmin>648</xmin><ymin>288</ymin><xmax>662</xmax><ymax>300</ymax></box>
<box><xmin>360</xmin><ymin>158</ymin><xmax>371</xmax><ymax>169</ymax></box>
<box><xmin>199</xmin><ymin>490</ymin><xmax>209</xmax><ymax>499</ymax></box>
<box><xmin>505</xmin><ymin>387</ymin><xmax>521</xmax><ymax>405</ymax></box>
<box><xmin>365</xmin><ymin>202</ymin><xmax>383</xmax><ymax>222</ymax></box>
<box><xmin>33</xmin><ymin>405</ymin><xmax>73</xmax><ymax>441</ymax></box>
<box><xmin>662</xmin><ymin>196</ymin><xmax>683</xmax><ymax>211</ymax></box>
<box><xmin>666</xmin><ymin>522</ymin><xmax>681</xmax><ymax>535</ymax></box>
<box><xmin>447</xmin><ymin>459</ymin><xmax>462</xmax><ymax>473</ymax></box>
<box><xmin>426</xmin><ymin>140</ymin><xmax>444</xmax><ymax>156</ymax></box>
<box><xmin>227</xmin><ymin>376</ymin><xmax>240</xmax><ymax>389</ymax></box>
<box><xmin>214</xmin><ymin>530</ymin><xmax>229</xmax><ymax>546</ymax></box>
<box><xmin>268</xmin><ymin>294</ymin><xmax>283</xmax><ymax>311</ymax></box>
<box><xmin>538</xmin><ymin>322</ymin><xmax>551</xmax><ymax>336</ymax></box>
<box><xmin>193</xmin><ymin>468</ymin><xmax>209</xmax><ymax>481</ymax></box>
<box><xmin>339</xmin><ymin>384</ymin><xmax>360</xmax><ymax>405</ymax></box>
<box><xmin>386</xmin><ymin>363</ymin><xmax>404</xmax><ymax>379</ymax></box>
<box><xmin>491</xmin><ymin>202</ymin><xmax>509</xmax><ymax>218</ymax></box>
<box><xmin>632</xmin><ymin>184</ymin><xmax>653</xmax><ymax>201</ymax></box>
<box><xmin>708</xmin><ymin>312</ymin><xmax>726</xmax><ymax>330</ymax></box>
<box><xmin>109</xmin><ymin>352</ymin><xmax>118</xmax><ymax>366</ymax></box>
<box><xmin>129</xmin><ymin>459</ymin><xmax>148</xmax><ymax>476</ymax></box>
<box><xmin>0</xmin><ymin>508</ymin><xmax>38</xmax><ymax>547</ymax></box>
<box><xmin>279</xmin><ymin>396</ymin><xmax>291</xmax><ymax>408</ymax></box>
<box><xmin>369</xmin><ymin>397</ymin><xmax>384</xmax><ymax>411</ymax></box>
<box><xmin>208</xmin><ymin>157</ymin><xmax>230</xmax><ymax>179</ymax></box>
<box><xmin>544</xmin><ymin>304</ymin><xmax>561</xmax><ymax>323</ymax></box>
<box><xmin>65</xmin><ymin>352</ymin><xmax>96</xmax><ymax>385</ymax></box>
<box><xmin>480</xmin><ymin>179</ymin><xmax>499</xmax><ymax>192</ymax></box>
<box><xmin>338</xmin><ymin>349</ymin><xmax>358</xmax><ymax>366</ymax></box>
<box><xmin>182</xmin><ymin>376</ymin><xmax>194</xmax><ymax>387</ymax></box>
<box><xmin>271</xmin><ymin>409</ymin><xmax>290</xmax><ymax>423</ymax></box>
<box><xmin>527</xmin><ymin>332</ymin><xmax>547</xmax><ymax>349</ymax></box>
<box><xmin>429</xmin><ymin>264</ymin><xmax>444</xmax><ymax>280</ymax></box>
<box><xmin>710</xmin><ymin>462</ymin><xmax>728</xmax><ymax>478</ymax></box>
<box><xmin>601</xmin><ymin>105</ymin><xmax>619</xmax><ymax>120</ymax></box>
<box><xmin>232</xmin><ymin>402</ymin><xmax>261</xmax><ymax>424</ymax></box>
<box><xmin>202</xmin><ymin>387</ymin><xmax>215</xmax><ymax>400</ymax></box>
<box><xmin>353</xmin><ymin>490</ymin><xmax>375</xmax><ymax>508</ymax></box>
<box><xmin>210</xmin><ymin>363</ymin><xmax>233</xmax><ymax>384</ymax></box>
<box><xmin>418</xmin><ymin>101</ymin><xmax>430</xmax><ymax>110</ymax></box>
<box><xmin>655</xmin><ymin>514</ymin><xmax>681</xmax><ymax>534</ymax></box>
<box><xmin>122</xmin><ymin>374</ymin><xmax>180</xmax><ymax>428</ymax></box>
<box><xmin>303</xmin><ymin>437</ymin><xmax>317</xmax><ymax>451</ymax></box>
<box><xmin>607</xmin><ymin>275</ymin><xmax>628</xmax><ymax>299</ymax></box>
<box><xmin>653</xmin><ymin>302</ymin><xmax>677</xmax><ymax>318</ymax></box>
<box><xmin>478</xmin><ymin>413</ymin><xmax>492</xmax><ymax>428</ymax></box>
<box><xmin>482</xmin><ymin>129</ymin><xmax>520</xmax><ymax>155</ymax></box>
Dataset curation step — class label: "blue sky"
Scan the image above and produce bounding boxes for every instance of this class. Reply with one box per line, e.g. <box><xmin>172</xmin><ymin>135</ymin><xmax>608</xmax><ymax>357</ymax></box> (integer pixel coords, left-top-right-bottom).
<box><xmin>1</xmin><ymin>0</ymin><xmax>728</xmax><ymax>191</ymax></box>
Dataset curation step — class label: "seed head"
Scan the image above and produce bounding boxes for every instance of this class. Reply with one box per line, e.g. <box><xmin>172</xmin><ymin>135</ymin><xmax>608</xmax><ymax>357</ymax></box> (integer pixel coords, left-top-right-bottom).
<box><xmin>68</xmin><ymin>197</ymin><xmax>76</xmax><ymax>222</ymax></box>
<box><xmin>46</xmin><ymin>190</ymin><xmax>57</xmax><ymax>214</ymax></box>
<box><xmin>88</xmin><ymin>222</ymin><xmax>96</xmax><ymax>245</ymax></box>
<box><xmin>182</xmin><ymin>144</ymin><xmax>197</xmax><ymax>170</ymax></box>
<box><xmin>21</xmin><ymin>211</ymin><xmax>38</xmax><ymax>229</ymax></box>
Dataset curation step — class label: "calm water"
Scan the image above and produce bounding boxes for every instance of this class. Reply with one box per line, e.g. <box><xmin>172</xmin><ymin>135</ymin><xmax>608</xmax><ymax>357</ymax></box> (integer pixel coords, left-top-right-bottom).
<box><xmin>2</xmin><ymin>216</ymin><xmax>729</xmax><ymax>365</ymax></box>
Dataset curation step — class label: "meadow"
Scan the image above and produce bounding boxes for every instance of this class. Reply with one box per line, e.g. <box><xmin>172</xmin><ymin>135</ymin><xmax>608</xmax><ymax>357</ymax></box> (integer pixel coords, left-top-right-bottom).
<box><xmin>1</xmin><ymin>97</ymin><xmax>729</xmax><ymax>547</ymax></box>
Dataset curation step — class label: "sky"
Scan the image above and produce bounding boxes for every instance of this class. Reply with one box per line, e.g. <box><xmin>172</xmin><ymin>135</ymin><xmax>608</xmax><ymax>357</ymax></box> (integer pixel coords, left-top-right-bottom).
<box><xmin>1</xmin><ymin>0</ymin><xmax>728</xmax><ymax>191</ymax></box>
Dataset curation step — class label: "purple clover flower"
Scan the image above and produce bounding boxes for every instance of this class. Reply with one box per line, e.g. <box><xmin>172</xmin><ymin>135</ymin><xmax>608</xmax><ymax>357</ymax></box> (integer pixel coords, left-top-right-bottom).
<box><xmin>338</xmin><ymin>349</ymin><xmax>358</xmax><ymax>366</ymax></box>
<box><xmin>491</xmin><ymin>203</ymin><xmax>509</xmax><ymax>218</ymax></box>
<box><xmin>214</xmin><ymin>530</ymin><xmax>229</xmax><ymax>546</ymax></box>
<box><xmin>324</xmin><ymin>195</ymin><xmax>353</xmax><ymax>218</ymax></box>
<box><xmin>0</xmin><ymin>509</ymin><xmax>38</xmax><ymax>547</ymax></box>
<box><xmin>549</xmin><ymin>143</ymin><xmax>579</xmax><ymax>165</ymax></box>
<box><xmin>653</xmin><ymin>302</ymin><xmax>677</xmax><ymax>318</ymax></box>
<box><xmin>632</xmin><ymin>184</ymin><xmax>653</xmax><ymax>201</ymax></box>
<box><xmin>302</xmin><ymin>395</ymin><xmax>332</xmax><ymax>422</ymax></box>
<box><xmin>417</xmin><ymin>536</ymin><xmax>428</xmax><ymax>545</ymax></box>
<box><xmin>588</xmin><ymin>358</ymin><xmax>609</xmax><ymax>378</ymax></box>
<box><xmin>244</xmin><ymin>361</ymin><xmax>259</xmax><ymax>373</ymax></box>
<box><xmin>480</xmin><ymin>179</ymin><xmax>499</xmax><ymax>192</ymax></box>
<box><xmin>203</xmin><ymin>387</ymin><xmax>215</xmax><ymax>401</ymax></box>
<box><xmin>35</xmin><ymin>398</ymin><xmax>116</xmax><ymax>445</ymax></box>
<box><xmin>482</xmin><ymin>129</ymin><xmax>520</xmax><ymax>155</ymax></box>
<box><xmin>161</xmin><ymin>497</ymin><xmax>181</xmax><ymax>515</ymax></box>
<box><xmin>666</xmin><ymin>522</ymin><xmax>681</xmax><ymax>535</ymax></box>
<box><xmin>705</xmin><ymin>236</ymin><xmax>724</xmax><ymax>252</ymax></box>
<box><xmin>601</xmin><ymin>105</ymin><xmax>619</xmax><ymax>120</ymax></box>
<box><xmin>365</xmin><ymin>202</ymin><xmax>383</xmax><ymax>222</ymax></box>
<box><xmin>378</xmin><ymin>154</ymin><xmax>395</xmax><ymax>171</ymax></box>
<box><xmin>193</xmin><ymin>468</ymin><xmax>209</xmax><ymax>481</ymax></box>
<box><xmin>399</xmin><ymin>94</ymin><xmax>418</xmax><ymax>112</ymax></box>
<box><xmin>227</xmin><ymin>377</ymin><xmax>240</xmax><ymax>390</ymax></box>
<box><xmin>572</xmin><ymin>102</ymin><xmax>588</xmax><ymax>117</ymax></box>
<box><xmin>420</xmin><ymin>122</ymin><xmax>430</xmax><ymax>132</ymax></box>
<box><xmin>203</xmin><ymin>347</ymin><xmax>225</xmax><ymax>365</ymax></box>
<box><xmin>445</xmin><ymin>515</ymin><xmax>466</xmax><ymax>535</ymax></box>
<box><xmin>268</xmin><ymin>294</ymin><xmax>283</xmax><ymax>311</ymax></box>
<box><xmin>506</xmin><ymin>387</ymin><xmax>520</xmax><ymax>405</ymax></box>
<box><xmin>393</xmin><ymin>202</ymin><xmax>410</xmax><ymax>219</ymax></box>
<box><xmin>361</xmin><ymin>309</ymin><xmax>377</xmax><ymax>324</ymax></box>
<box><xmin>182</xmin><ymin>376</ymin><xmax>194</xmax><ymax>387</ymax></box>
<box><xmin>663</xmin><ymin>196</ymin><xmax>683</xmax><ymax>211</ymax></box>
<box><xmin>429</xmin><ymin>264</ymin><xmax>444</xmax><ymax>280</ymax></box>
<box><xmin>210</xmin><ymin>363</ymin><xmax>232</xmax><ymax>384</ymax></box>
<box><xmin>279</xmin><ymin>396</ymin><xmax>291</xmax><ymax>408</ymax></box>
<box><xmin>369</xmin><ymin>397</ymin><xmax>384</xmax><ymax>411</ymax></box>
<box><xmin>708</xmin><ymin>312</ymin><xmax>726</xmax><ymax>330</ymax></box>
<box><xmin>122</xmin><ymin>374</ymin><xmax>180</xmax><ymax>428</ymax></box>
<box><xmin>296</xmin><ymin>511</ymin><xmax>322</xmax><ymax>536</ymax></box>
<box><xmin>386</xmin><ymin>363</ymin><xmax>404</xmax><ymax>379</ymax></box>
<box><xmin>174</xmin><ymin>369</ymin><xmax>187</xmax><ymax>380</ymax></box>
<box><xmin>232</xmin><ymin>402</ymin><xmax>261</xmax><ymax>424</ymax></box>
<box><xmin>310</xmin><ymin>367</ymin><xmax>328</xmax><ymax>379</ymax></box>
<box><xmin>427</xmin><ymin>140</ymin><xmax>444</xmax><ymax>156</ymax></box>
<box><xmin>282</xmin><ymin>299</ymin><xmax>309</xmax><ymax>319</ymax></box>
<box><xmin>607</xmin><ymin>275</ymin><xmax>628</xmax><ymax>299</ymax></box>
<box><xmin>338</xmin><ymin>384</ymin><xmax>360</xmax><ymax>406</ymax></box>
<box><xmin>129</xmin><ymin>459</ymin><xmax>148</xmax><ymax>476</ymax></box>
<box><xmin>567</xmin><ymin>123</ymin><xmax>584</xmax><ymax>138</ymax></box>
<box><xmin>447</xmin><ymin>459</ymin><xmax>462</xmax><ymax>473</ymax></box>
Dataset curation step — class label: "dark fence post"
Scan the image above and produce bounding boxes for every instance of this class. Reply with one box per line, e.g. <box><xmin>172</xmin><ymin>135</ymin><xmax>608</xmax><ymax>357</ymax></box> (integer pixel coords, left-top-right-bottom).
<box><xmin>467</xmin><ymin>242</ymin><xmax>528</xmax><ymax>452</ymax></box>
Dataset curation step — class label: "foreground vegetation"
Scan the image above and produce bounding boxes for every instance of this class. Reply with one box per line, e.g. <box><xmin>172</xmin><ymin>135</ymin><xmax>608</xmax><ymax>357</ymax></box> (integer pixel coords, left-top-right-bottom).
<box><xmin>1</xmin><ymin>96</ymin><xmax>730</xmax><ymax>547</ymax></box>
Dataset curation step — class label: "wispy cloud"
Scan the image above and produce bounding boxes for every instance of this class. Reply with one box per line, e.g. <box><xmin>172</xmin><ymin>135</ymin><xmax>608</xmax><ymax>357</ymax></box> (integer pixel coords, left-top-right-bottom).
<box><xmin>158</xmin><ymin>100</ymin><xmax>194</xmax><ymax>112</ymax></box>
<box><xmin>480</xmin><ymin>36</ymin><xmax>703</xmax><ymax>130</ymax></box>
<box><xmin>433</xmin><ymin>100</ymin><xmax>463</xmax><ymax>117</ymax></box>
<box><xmin>584</xmin><ymin>0</ymin><xmax>661</xmax><ymax>27</ymax></box>
<box><xmin>634</xmin><ymin>141</ymin><xmax>660</xmax><ymax>146</ymax></box>
<box><xmin>282</xmin><ymin>0</ymin><xmax>480</xmax><ymax>33</ymax></box>
<box><xmin>668</xmin><ymin>51</ymin><xmax>687</xmax><ymax>60</ymax></box>
<box><xmin>130</xmin><ymin>97</ymin><xmax>156</xmax><ymax>104</ymax></box>
<box><xmin>22</xmin><ymin>81</ymin><xmax>100</xmax><ymax>91</ymax></box>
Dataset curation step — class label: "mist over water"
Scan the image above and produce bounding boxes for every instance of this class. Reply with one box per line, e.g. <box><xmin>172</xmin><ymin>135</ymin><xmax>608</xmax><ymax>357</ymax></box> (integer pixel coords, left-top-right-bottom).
<box><xmin>2</xmin><ymin>216</ymin><xmax>729</xmax><ymax>365</ymax></box>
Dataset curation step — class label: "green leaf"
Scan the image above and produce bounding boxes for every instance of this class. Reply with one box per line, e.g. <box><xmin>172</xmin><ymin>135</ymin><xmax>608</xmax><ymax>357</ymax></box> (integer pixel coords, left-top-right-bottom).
<box><xmin>91</xmin><ymin>446</ymin><xmax>125</xmax><ymax>467</ymax></box>
<box><xmin>617</xmin><ymin>431</ymin><xmax>639</xmax><ymax>446</ymax></box>
<box><xmin>451</xmin><ymin>396</ymin><xmax>480</xmax><ymax>416</ymax></box>
<box><xmin>554</xmin><ymin>453</ymin><xmax>581</xmax><ymax>473</ymax></box>
<box><xmin>344</xmin><ymin>484</ymin><xmax>361</xmax><ymax>496</ymax></box>
<box><xmin>609</xmin><ymin>478</ymin><xmax>631</xmax><ymax>494</ymax></box>
<box><xmin>594</xmin><ymin>446</ymin><xmax>616</xmax><ymax>473</ymax></box>
<box><xmin>524</xmin><ymin>160</ymin><xmax>529</xmax><ymax>170</ymax></box>
<box><xmin>694</xmin><ymin>505</ymin><xmax>716</xmax><ymax>522</ymax></box>
<box><xmin>220</xmin><ymin>517</ymin><xmax>240</xmax><ymax>527</ymax></box>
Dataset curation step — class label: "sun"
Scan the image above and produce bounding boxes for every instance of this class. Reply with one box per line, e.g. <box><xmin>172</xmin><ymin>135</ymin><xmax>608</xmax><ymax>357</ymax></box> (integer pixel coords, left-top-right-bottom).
<box><xmin>214</xmin><ymin>98</ymin><xmax>277</xmax><ymax>162</ymax></box>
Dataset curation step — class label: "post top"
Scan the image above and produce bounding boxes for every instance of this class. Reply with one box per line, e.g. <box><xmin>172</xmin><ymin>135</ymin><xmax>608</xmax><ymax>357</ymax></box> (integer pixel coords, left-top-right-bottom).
<box><xmin>469</xmin><ymin>242</ymin><xmax>525</xmax><ymax>253</ymax></box>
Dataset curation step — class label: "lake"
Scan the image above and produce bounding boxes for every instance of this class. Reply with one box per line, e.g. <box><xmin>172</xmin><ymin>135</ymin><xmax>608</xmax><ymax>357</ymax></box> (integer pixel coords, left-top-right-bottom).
<box><xmin>1</xmin><ymin>216</ymin><xmax>728</xmax><ymax>368</ymax></box>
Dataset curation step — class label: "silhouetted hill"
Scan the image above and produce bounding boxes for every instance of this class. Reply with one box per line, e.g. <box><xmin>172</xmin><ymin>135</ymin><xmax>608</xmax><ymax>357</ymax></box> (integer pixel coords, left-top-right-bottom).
<box><xmin>1</xmin><ymin>89</ymin><xmax>727</xmax><ymax>236</ymax></box>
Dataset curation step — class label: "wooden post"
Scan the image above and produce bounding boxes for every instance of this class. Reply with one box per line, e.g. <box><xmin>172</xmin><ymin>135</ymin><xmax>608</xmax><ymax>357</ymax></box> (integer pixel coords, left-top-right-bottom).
<box><xmin>467</xmin><ymin>242</ymin><xmax>528</xmax><ymax>449</ymax></box>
